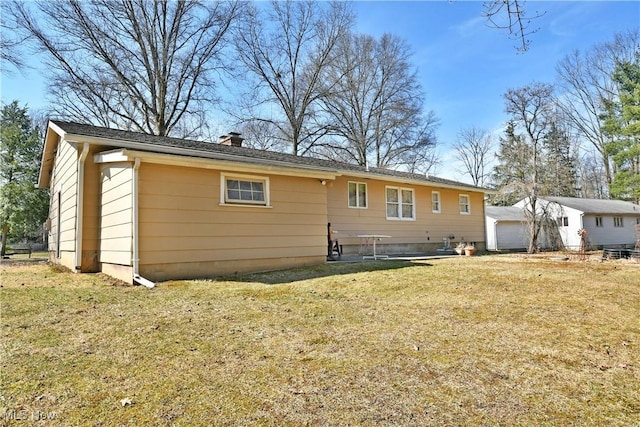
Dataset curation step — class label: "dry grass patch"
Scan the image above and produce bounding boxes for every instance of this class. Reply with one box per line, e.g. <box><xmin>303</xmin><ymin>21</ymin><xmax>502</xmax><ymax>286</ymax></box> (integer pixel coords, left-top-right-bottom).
<box><xmin>1</xmin><ymin>256</ymin><xmax>639</xmax><ymax>426</ymax></box>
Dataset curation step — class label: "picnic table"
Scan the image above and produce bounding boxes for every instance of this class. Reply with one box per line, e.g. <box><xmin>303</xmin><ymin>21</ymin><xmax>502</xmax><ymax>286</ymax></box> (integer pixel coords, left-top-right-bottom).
<box><xmin>357</xmin><ymin>234</ymin><xmax>391</xmax><ymax>260</ymax></box>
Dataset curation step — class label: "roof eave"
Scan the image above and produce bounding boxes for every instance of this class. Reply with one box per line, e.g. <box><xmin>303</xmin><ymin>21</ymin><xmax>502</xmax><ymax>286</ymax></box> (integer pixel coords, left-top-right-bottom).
<box><xmin>53</xmin><ymin>123</ymin><xmax>493</xmax><ymax>194</ymax></box>
<box><xmin>37</xmin><ymin>121</ymin><xmax>67</xmax><ymax>188</ymax></box>
<box><xmin>345</xmin><ymin>170</ymin><xmax>494</xmax><ymax>193</ymax></box>
<box><xmin>66</xmin><ymin>133</ymin><xmax>340</xmax><ymax>176</ymax></box>
<box><xmin>93</xmin><ymin>148</ymin><xmax>340</xmax><ymax>180</ymax></box>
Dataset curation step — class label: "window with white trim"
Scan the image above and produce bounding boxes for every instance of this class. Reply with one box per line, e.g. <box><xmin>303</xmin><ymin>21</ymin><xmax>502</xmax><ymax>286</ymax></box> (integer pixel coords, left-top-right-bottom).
<box><xmin>613</xmin><ymin>217</ymin><xmax>623</xmax><ymax>227</ymax></box>
<box><xmin>221</xmin><ymin>173</ymin><xmax>269</xmax><ymax>206</ymax></box>
<box><xmin>595</xmin><ymin>216</ymin><xmax>603</xmax><ymax>227</ymax></box>
<box><xmin>386</xmin><ymin>186</ymin><xmax>415</xmax><ymax>220</ymax></box>
<box><xmin>348</xmin><ymin>181</ymin><xmax>367</xmax><ymax>208</ymax></box>
<box><xmin>431</xmin><ymin>191</ymin><xmax>441</xmax><ymax>213</ymax></box>
<box><xmin>459</xmin><ymin>194</ymin><xmax>470</xmax><ymax>214</ymax></box>
<box><xmin>557</xmin><ymin>216</ymin><xmax>568</xmax><ymax>227</ymax></box>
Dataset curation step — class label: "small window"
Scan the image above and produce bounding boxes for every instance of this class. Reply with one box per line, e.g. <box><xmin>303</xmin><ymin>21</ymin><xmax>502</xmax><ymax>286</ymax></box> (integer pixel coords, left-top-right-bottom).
<box><xmin>595</xmin><ymin>216</ymin><xmax>603</xmax><ymax>227</ymax></box>
<box><xmin>386</xmin><ymin>186</ymin><xmax>414</xmax><ymax>220</ymax></box>
<box><xmin>613</xmin><ymin>217</ymin><xmax>623</xmax><ymax>227</ymax></box>
<box><xmin>348</xmin><ymin>181</ymin><xmax>367</xmax><ymax>208</ymax></box>
<box><xmin>459</xmin><ymin>194</ymin><xmax>470</xmax><ymax>214</ymax></box>
<box><xmin>221</xmin><ymin>173</ymin><xmax>269</xmax><ymax>206</ymax></box>
<box><xmin>432</xmin><ymin>191</ymin><xmax>441</xmax><ymax>213</ymax></box>
<box><xmin>557</xmin><ymin>216</ymin><xmax>568</xmax><ymax>227</ymax></box>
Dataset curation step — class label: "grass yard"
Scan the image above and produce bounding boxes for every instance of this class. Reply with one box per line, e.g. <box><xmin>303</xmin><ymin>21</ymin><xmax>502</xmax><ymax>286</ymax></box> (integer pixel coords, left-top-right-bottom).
<box><xmin>1</xmin><ymin>255</ymin><xmax>639</xmax><ymax>426</ymax></box>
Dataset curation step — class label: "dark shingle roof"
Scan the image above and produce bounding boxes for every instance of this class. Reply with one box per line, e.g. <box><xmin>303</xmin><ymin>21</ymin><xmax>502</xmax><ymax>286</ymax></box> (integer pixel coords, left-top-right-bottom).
<box><xmin>541</xmin><ymin>196</ymin><xmax>640</xmax><ymax>215</ymax></box>
<box><xmin>51</xmin><ymin>120</ymin><xmax>486</xmax><ymax>191</ymax></box>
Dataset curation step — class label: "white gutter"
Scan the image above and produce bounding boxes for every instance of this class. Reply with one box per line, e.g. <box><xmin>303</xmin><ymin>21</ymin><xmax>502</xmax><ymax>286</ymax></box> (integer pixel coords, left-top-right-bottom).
<box><xmin>74</xmin><ymin>143</ymin><xmax>89</xmax><ymax>271</ymax></box>
<box><xmin>131</xmin><ymin>158</ymin><xmax>155</xmax><ymax>289</ymax></box>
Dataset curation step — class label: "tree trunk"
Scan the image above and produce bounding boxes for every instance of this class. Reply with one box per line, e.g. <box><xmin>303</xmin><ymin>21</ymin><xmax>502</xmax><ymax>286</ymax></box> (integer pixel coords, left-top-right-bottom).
<box><xmin>1</xmin><ymin>223</ymin><xmax>9</xmax><ymax>257</ymax></box>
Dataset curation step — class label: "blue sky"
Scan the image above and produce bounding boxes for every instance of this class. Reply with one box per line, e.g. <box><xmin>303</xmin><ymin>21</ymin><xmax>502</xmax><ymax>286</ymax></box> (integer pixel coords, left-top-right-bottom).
<box><xmin>1</xmin><ymin>1</ymin><xmax>639</xmax><ymax>181</ymax></box>
<box><xmin>352</xmin><ymin>1</ymin><xmax>639</xmax><ymax>178</ymax></box>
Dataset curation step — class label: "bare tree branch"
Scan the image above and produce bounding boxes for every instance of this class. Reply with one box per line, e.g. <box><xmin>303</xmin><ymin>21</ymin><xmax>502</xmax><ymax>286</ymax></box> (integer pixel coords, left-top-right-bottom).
<box><xmin>453</xmin><ymin>127</ymin><xmax>494</xmax><ymax>187</ymax></box>
<box><xmin>503</xmin><ymin>82</ymin><xmax>554</xmax><ymax>252</ymax></box>
<box><xmin>318</xmin><ymin>32</ymin><xmax>439</xmax><ymax>172</ymax></box>
<box><xmin>10</xmin><ymin>0</ymin><xmax>239</xmax><ymax>137</ymax></box>
<box><xmin>483</xmin><ymin>0</ymin><xmax>545</xmax><ymax>52</ymax></box>
<box><xmin>232</xmin><ymin>0</ymin><xmax>353</xmax><ymax>155</ymax></box>
<box><xmin>555</xmin><ymin>29</ymin><xmax>640</xmax><ymax>190</ymax></box>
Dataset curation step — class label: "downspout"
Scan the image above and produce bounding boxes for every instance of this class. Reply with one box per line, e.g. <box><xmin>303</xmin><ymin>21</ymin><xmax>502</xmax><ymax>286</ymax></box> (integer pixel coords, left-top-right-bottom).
<box><xmin>131</xmin><ymin>158</ymin><xmax>155</xmax><ymax>288</ymax></box>
<box><xmin>75</xmin><ymin>143</ymin><xmax>89</xmax><ymax>271</ymax></box>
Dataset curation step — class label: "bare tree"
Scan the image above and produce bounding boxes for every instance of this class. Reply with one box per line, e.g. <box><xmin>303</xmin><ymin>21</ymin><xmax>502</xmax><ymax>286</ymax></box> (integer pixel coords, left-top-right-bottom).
<box><xmin>232</xmin><ymin>0</ymin><xmax>353</xmax><ymax>156</ymax></box>
<box><xmin>503</xmin><ymin>82</ymin><xmax>554</xmax><ymax>253</ymax></box>
<box><xmin>316</xmin><ymin>32</ymin><xmax>438</xmax><ymax>172</ymax></box>
<box><xmin>11</xmin><ymin>0</ymin><xmax>239</xmax><ymax>137</ymax></box>
<box><xmin>453</xmin><ymin>127</ymin><xmax>493</xmax><ymax>186</ymax></box>
<box><xmin>576</xmin><ymin>150</ymin><xmax>608</xmax><ymax>199</ymax></box>
<box><xmin>0</xmin><ymin>2</ymin><xmax>29</xmax><ymax>70</ymax></box>
<box><xmin>482</xmin><ymin>0</ymin><xmax>545</xmax><ymax>52</ymax></box>
<box><xmin>237</xmin><ymin>120</ymin><xmax>290</xmax><ymax>152</ymax></box>
<box><xmin>555</xmin><ymin>29</ymin><xmax>640</xmax><ymax>191</ymax></box>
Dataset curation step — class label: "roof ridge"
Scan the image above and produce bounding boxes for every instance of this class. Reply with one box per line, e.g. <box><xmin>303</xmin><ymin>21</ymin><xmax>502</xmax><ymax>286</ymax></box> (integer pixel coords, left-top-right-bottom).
<box><xmin>50</xmin><ymin>120</ymin><xmax>486</xmax><ymax>191</ymax></box>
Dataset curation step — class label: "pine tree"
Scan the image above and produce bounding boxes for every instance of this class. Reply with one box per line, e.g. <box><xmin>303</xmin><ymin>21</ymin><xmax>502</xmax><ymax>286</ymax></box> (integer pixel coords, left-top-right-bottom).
<box><xmin>0</xmin><ymin>101</ymin><xmax>49</xmax><ymax>255</ymax></box>
<box><xmin>601</xmin><ymin>60</ymin><xmax>640</xmax><ymax>202</ymax></box>
<box><xmin>491</xmin><ymin>121</ymin><xmax>533</xmax><ymax>205</ymax></box>
<box><xmin>541</xmin><ymin>121</ymin><xmax>578</xmax><ymax>197</ymax></box>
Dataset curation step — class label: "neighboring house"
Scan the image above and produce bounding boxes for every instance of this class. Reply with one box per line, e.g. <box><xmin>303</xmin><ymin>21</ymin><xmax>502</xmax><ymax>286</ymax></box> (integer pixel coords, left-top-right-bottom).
<box><xmin>514</xmin><ymin>196</ymin><xmax>640</xmax><ymax>250</ymax></box>
<box><xmin>485</xmin><ymin>206</ymin><xmax>529</xmax><ymax>251</ymax></box>
<box><xmin>38</xmin><ymin>121</ymin><xmax>489</xmax><ymax>284</ymax></box>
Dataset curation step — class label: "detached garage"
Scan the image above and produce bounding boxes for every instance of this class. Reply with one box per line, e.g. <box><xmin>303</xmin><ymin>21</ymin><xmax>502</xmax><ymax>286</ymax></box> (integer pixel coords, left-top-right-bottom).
<box><xmin>485</xmin><ymin>206</ymin><xmax>529</xmax><ymax>251</ymax></box>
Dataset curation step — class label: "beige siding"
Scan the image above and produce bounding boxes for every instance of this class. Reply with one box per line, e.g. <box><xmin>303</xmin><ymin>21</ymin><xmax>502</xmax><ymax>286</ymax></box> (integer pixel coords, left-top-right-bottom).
<box><xmin>80</xmin><ymin>146</ymin><xmax>102</xmax><ymax>271</ymax></box>
<box><xmin>327</xmin><ymin>176</ymin><xmax>486</xmax><ymax>253</ymax></box>
<box><xmin>47</xmin><ymin>139</ymin><xmax>78</xmax><ymax>269</ymax></box>
<box><xmin>137</xmin><ymin>163</ymin><xmax>328</xmax><ymax>280</ymax></box>
<box><xmin>99</xmin><ymin>163</ymin><xmax>133</xmax><ymax>266</ymax></box>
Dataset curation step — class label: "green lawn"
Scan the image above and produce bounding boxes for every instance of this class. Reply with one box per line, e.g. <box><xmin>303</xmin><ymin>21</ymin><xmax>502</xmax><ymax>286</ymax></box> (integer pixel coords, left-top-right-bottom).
<box><xmin>1</xmin><ymin>255</ymin><xmax>639</xmax><ymax>426</ymax></box>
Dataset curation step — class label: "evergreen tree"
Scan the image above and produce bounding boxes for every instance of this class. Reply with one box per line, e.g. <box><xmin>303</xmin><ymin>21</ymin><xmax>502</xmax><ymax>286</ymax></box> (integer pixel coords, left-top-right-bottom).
<box><xmin>491</xmin><ymin>120</ymin><xmax>533</xmax><ymax>205</ymax></box>
<box><xmin>541</xmin><ymin>121</ymin><xmax>578</xmax><ymax>197</ymax></box>
<box><xmin>0</xmin><ymin>101</ymin><xmax>49</xmax><ymax>255</ymax></box>
<box><xmin>602</xmin><ymin>60</ymin><xmax>640</xmax><ymax>202</ymax></box>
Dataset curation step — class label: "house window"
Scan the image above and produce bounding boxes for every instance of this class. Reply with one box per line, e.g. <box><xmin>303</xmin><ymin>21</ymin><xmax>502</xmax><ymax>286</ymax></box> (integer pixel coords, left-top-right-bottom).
<box><xmin>595</xmin><ymin>216</ymin><xmax>603</xmax><ymax>227</ymax></box>
<box><xmin>348</xmin><ymin>181</ymin><xmax>367</xmax><ymax>208</ymax></box>
<box><xmin>557</xmin><ymin>216</ymin><xmax>568</xmax><ymax>227</ymax></box>
<box><xmin>459</xmin><ymin>194</ymin><xmax>470</xmax><ymax>214</ymax></box>
<box><xmin>386</xmin><ymin>186</ymin><xmax>415</xmax><ymax>220</ymax></box>
<box><xmin>431</xmin><ymin>191</ymin><xmax>441</xmax><ymax>213</ymax></box>
<box><xmin>613</xmin><ymin>217</ymin><xmax>623</xmax><ymax>227</ymax></box>
<box><xmin>221</xmin><ymin>173</ymin><xmax>269</xmax><ymax>206</ymax></box>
